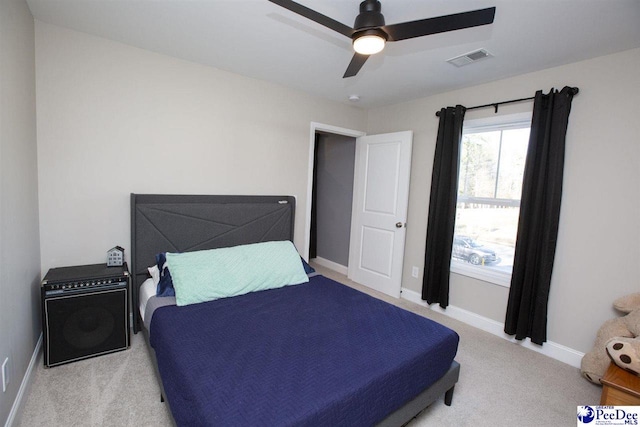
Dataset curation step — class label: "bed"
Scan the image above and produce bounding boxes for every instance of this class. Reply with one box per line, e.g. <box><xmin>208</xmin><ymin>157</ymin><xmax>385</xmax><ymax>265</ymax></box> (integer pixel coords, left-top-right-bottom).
<box><xmin>131</xmin><ymin>194</ymin><xmax>460</xmax><ymax>426</ymax></box>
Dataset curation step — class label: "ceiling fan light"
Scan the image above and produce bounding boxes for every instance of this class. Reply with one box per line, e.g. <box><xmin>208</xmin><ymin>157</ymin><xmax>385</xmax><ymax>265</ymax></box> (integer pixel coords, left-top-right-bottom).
<box><xmin>353</xmin><ymin>34</ymin><xmax>386</xmax><ymax>55</ymax></box>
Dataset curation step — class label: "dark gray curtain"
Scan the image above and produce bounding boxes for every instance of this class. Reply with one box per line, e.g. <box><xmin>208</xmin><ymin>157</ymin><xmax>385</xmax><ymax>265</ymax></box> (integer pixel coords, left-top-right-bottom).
<box><xmin>422</xmin><ymin>105</ymin><xmax>466</xmax><ymax>308</ymax></box>
<box><xmin>504</xmin><ymin>86</ymin><xmax>578</xmax><ymax>345</ymax></box>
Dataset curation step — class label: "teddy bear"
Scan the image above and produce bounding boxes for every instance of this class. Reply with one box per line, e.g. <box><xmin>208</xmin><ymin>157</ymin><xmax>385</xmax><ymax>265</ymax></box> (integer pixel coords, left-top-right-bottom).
<box><xmin>581</xmin><ymin>293</ymin><xmax>640</xmax><ymax>384</ymax></box>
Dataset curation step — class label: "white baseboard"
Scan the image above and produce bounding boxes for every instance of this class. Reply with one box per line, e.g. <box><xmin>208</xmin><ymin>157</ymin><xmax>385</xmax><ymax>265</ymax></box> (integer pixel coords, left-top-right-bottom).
<box><xmin>312</xmin><ymin>257</ymin><xmax>348</xmax><ymax>276</ymax></box>
<box><xmin>5</xmin><ymin>333</ymin><xmax>42</xmax><ymax>427</ymax></box>
<box><xmin>400</xmin><ymin>287</ymin><xmax>584</xmax><ymax>369</ymax></box>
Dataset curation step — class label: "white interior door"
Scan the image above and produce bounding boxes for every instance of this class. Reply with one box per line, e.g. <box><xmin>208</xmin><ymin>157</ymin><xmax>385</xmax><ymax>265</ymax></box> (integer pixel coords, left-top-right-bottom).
<box><xmin>348</xmin><ymin>131</ymin><xmax>413</xmax><ymax>298</ymax></box>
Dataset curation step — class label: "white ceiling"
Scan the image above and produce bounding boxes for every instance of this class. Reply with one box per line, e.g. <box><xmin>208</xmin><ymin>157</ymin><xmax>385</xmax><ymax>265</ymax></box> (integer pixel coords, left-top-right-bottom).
<box><xmin>26</xmin><ymin>0</ymin><xmax>640</xmax><ymax>108</ymax></box>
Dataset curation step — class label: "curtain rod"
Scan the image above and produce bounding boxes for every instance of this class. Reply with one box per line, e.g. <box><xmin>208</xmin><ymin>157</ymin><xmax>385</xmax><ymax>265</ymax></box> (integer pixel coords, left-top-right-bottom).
<box><xmin>434</xmin><ymin>87</ymin><xmax>579</xmax><ymax>117</ymax></box>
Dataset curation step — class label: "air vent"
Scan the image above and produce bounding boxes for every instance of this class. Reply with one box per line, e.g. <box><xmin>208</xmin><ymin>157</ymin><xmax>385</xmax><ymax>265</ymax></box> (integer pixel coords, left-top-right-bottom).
<box><xmin>447</xmin><ymin>49</ymin><xmax>492</xmax><ymax>67</ymax></box>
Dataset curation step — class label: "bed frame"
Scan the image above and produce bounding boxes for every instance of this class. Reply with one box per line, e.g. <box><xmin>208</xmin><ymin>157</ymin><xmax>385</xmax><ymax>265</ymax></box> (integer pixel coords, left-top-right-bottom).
<box><xmin>130</xmin><ymin>193</ymin><xmax>460</xmax><ymax>426</ymax></box>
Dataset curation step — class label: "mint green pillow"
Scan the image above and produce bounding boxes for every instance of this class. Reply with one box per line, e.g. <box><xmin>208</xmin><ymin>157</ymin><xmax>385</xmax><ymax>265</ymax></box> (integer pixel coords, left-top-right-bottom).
<box><xmin>166</xmin><ymin>241</ymin><xmax>309</xmax><ymax>306</ymax></box>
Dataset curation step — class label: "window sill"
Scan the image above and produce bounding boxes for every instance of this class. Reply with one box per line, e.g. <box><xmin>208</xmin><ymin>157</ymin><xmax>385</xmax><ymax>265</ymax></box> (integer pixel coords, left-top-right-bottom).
<box><xmin>450</xmin><ymin>260</ymin><xmax>511</xmax><ymax>288</ymax></box>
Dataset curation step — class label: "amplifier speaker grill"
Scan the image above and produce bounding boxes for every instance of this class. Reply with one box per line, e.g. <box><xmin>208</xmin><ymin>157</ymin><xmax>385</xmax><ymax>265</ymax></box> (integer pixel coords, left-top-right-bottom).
<box><xmin>41</xmin><ymin>264</ymin><xmax>130</xmax><ymax>367</ymax></box>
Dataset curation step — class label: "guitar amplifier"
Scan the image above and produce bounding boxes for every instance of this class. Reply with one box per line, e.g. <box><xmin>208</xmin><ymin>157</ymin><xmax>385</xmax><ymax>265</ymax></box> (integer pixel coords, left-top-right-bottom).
<box><xmin>41</xmin><ymin>263</ymin><xmax>130</xmax><ymax>367</ymax></box>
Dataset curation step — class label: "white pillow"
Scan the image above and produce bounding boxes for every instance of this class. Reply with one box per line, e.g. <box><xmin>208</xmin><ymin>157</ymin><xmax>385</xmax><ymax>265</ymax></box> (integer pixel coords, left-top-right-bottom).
<box><xmin>147</xmin><ymin>264</ymin><xmax>160</xmax><ymax>286</ymax></box>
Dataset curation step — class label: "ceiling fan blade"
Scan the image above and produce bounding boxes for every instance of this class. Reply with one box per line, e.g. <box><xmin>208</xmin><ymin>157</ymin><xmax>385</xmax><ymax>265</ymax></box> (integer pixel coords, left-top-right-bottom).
<box><xmin>268</xmin><ymin>0</ymin><xmax>354</xmax><ymax>38</ymax></box>
<box><xmin>343</xmin><ymin>53</ymin><xmax>369</xmax><ymax>78</ymax></box>
<box><xmin>382</xmin><ymin>7</ymin><xmax>496</xmax><ymax>42</ymax></box>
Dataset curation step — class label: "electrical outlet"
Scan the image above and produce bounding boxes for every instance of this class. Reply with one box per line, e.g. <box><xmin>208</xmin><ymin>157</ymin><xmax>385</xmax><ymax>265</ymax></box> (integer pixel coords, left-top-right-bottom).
<box><xmin>411</xmin><ymin>266</ymin><xmax>419</xmax><ymax>278</ymax></box>
<box><xmin>2</xmin><ymin>357</ymin><xmax>9</xmax><ymax>392</ymax></box>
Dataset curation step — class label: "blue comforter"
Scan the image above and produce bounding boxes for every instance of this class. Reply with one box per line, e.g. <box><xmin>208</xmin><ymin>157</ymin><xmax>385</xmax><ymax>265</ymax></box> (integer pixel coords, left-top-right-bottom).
<box><xmin>150</xmin><ymin>275</ymin><xmax>459</xmax><ymax>426</ymax></box>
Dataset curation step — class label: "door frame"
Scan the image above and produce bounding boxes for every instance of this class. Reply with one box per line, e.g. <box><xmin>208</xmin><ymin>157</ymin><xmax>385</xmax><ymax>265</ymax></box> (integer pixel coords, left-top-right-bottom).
<box><xmin>303</xmin><ymin>122</ymin><xmax>365</xmax><ymax>261</ymax></box>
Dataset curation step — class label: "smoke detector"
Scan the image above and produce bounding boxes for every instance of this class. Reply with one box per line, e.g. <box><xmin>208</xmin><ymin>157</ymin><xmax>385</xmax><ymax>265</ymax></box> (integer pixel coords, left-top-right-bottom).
<box><xmin>447</xmin><ymin>49</ymin><xmax>492</xmax><ymax>67</ymax></box>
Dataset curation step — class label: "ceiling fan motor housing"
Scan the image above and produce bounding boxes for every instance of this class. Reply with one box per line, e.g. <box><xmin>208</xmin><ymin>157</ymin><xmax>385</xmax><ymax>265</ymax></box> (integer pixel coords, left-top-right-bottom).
<box><xmin>354</xmin><ymin>0</ymin><xmax>386</xmax><ymax>30</ymax></box>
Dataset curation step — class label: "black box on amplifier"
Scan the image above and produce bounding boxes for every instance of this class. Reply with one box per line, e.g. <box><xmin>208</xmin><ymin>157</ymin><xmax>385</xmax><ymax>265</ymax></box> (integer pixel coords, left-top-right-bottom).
<box><xmin>41</xmin><ymin>263</ymin><xmax>130</xmax><ymax>367</ymax></box>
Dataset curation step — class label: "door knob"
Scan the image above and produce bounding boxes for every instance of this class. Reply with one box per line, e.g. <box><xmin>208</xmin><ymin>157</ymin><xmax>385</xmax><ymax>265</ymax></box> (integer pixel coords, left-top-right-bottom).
<box><xmin>396</xmin><ymin>222</ymin><xmax>403</xmax><ymax>228</ymax></box>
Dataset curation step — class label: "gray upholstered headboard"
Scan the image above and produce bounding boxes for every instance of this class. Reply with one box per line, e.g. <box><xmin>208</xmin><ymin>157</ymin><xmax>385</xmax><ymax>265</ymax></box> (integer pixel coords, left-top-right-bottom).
<box><xmin>130</xmin><ymin>194</ymin><xmax>296</xmax><ymax>333</ymax></box>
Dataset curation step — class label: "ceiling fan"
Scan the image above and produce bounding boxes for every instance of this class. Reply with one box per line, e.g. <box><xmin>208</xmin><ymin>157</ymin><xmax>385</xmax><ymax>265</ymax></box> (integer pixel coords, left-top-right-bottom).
<box><xmin>268</xmin><ymin>0</ymin><xmax>496</xmax><ymax>78</ymax></box>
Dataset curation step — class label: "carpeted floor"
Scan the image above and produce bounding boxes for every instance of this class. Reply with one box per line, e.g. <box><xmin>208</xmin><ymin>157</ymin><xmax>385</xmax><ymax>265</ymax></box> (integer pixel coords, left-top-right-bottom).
<box><xmin>16</xmin><ymin>331</ymin><xmax>173</xmax><ymax>427</ymax></box>
<box><xmin>16</xmin><ymin>264</ymin><xmax>601</xmax><ymax>426</ymax></box>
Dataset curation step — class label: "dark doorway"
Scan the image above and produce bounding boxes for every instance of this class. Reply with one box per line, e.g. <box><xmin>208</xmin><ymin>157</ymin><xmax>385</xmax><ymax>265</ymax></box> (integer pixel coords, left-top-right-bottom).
<box><xmin>309</xmin><ymin>132</ymin><xmax>356</xmax><ymax>268</ymax></box>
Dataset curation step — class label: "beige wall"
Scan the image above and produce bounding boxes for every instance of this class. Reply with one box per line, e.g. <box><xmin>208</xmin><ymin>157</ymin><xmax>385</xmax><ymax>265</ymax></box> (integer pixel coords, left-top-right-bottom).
<box><xmin>367</xmin><ymin>48</ymin><xmax>640</xmax><ymax>353</ymax></box>
<box><xmin>35</xmin><ymin>22</ymin><xmax>367</xmax><ymax>274</ymax></box>
<box><xmin>0</xmin><ymin>0</ymin><xmax>41</xmax><ymax>424</ymax></box>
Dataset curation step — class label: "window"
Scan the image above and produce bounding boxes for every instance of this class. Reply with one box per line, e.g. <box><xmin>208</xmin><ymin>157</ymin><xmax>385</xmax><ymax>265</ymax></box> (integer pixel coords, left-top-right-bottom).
<box><xmin>450</xmin><ymin>113</ymin><xmax>531</xmax><ymax>287</ymax></box>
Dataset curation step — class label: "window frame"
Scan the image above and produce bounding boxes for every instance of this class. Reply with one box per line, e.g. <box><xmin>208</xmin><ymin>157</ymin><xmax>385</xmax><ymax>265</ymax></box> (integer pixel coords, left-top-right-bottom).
<box><xmin>449</xmin><ymin>112</ymin><xmax>532</xmax><ymax>288</ymax></box>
